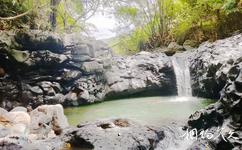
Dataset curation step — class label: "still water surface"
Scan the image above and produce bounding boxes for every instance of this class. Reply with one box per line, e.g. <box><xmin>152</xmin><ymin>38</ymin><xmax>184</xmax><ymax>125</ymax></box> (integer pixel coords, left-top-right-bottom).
<box><xmin>65</xmin><ymin>96</ymin><xmax>214</xmax><ymax>126</ymax></box>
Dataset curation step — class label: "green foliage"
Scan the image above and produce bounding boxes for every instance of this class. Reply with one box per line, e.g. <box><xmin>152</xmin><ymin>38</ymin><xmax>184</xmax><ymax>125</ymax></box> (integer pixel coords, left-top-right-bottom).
<box><xmin>0</xmin><ymin>0</ymin><xmax>31</xmax><ymax>29</ymax></box>
<box><xmin>117</xmin><ymin>7</ymin><xmax>138</xmax><ymax>19</ymax></box>
<box><xmin>223</xmin><ymin>0</ymin><xmax>239</xmax><ymax>13</ymax></box>
<box><xmin>114</xmin><ymin>27</ymin><xmax>150</xmax><ymax>55</ymax></box>
<box><xmin>112</xmin><ymin>0</ymin><xmax>242</xmax><ymax>54</ymax></box>
<box><xmin>0</xmin><ymin>0</ymin><xmax>88</xmax><ymax>32</ymax></box>
<box><xmin>56</xmin><ymin>0</ymin><xmax>85</xmax><ymax>32</ymax></box>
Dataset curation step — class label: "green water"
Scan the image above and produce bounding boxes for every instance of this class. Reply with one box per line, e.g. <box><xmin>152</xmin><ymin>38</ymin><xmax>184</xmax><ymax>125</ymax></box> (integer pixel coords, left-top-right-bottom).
<box><xmin>64</xmin><ymin>96</ymin><xmax>214</xmax><ymax>126</ymax></box>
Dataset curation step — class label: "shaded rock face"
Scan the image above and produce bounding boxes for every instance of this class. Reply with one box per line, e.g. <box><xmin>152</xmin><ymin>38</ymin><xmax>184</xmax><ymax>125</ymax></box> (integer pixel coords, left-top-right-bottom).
<box><xmin>0</xmin><ymin>30</ymin><xmax>175</xmax><ymax>109</ymax></box>
<box><xmin>186</xmin><ymin>58</ymin><xmax>242</xmax><ymax>150</ymax></box>
<box><xmin>0</xmin><ymin>30</ymin><xmax>113</xmax><ymax>109</ymax></box>
<box><xmin>189</xmin><ymin>34</ymin><xmax>242</xmax><ymax>99</ymax></box>
<box><xmin>15</xmin><ymin>30</ymin><xmax>64</xmax><ymax>53</ymax></box>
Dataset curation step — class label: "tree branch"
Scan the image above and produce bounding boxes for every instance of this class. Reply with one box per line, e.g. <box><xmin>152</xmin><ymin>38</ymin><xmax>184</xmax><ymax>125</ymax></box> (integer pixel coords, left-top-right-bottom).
<box><xmin>0</xmin><ymin>3</ymin><xmax>48</xmax><ymax>21</ymax></box>
<box><xmin>0</xmin><ymin>9</ymin><xmax>32</xmax><ymax>20</ymax></box>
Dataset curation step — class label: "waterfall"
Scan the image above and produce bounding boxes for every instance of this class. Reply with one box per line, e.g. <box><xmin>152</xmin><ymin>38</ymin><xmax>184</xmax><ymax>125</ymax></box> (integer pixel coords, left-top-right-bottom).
<box><xmin>172</xmin><ymin>55</ymin><xmax>192</xmax><ymax>97</ymax></box>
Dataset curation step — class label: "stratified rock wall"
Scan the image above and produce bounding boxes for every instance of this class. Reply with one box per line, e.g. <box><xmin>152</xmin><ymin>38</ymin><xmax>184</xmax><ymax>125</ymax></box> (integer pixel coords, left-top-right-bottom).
<box><xmin>0</xmin><ymin>30</ymin><xmax>175</xmax><ymax>109</ymax></box>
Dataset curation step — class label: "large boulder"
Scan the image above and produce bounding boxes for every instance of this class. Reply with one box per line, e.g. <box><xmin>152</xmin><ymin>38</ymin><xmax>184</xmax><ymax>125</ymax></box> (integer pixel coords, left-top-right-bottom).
<box><xmin>105</xmin><ymin>51</ymin><xmax>176</xmax><ymax>97</ymax></box>
<box><xmin>0</xmin><ymin>105</ymin><xmax>69</xmax><ymax>150</ymax></box>
<box><xmin>30</xmin><ymin>104</ymin><xmax>69</xmax><ymax>137</ymax></box>
<box><xmin>63</xmin><ymin>119</ymin><xmax>190</xmax><ymax>150</ymax></box>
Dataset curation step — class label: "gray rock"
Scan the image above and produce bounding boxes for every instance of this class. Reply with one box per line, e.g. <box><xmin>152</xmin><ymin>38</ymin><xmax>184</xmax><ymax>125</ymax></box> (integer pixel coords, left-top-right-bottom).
<box><xmin>105</xmin><ymin>52</ymin><xmax>176</xmax><ymax>97</ymax></box>
<box><xmin>186</xmin><ymin>59</ymin><xmax>242</xmax><ymax>150</ymax></box>
<box><xmin>10</xmin><ymin>107</ymin><xmax>27</xmax><ymax>113</ymax></box>
<box><xmin>0</xmin><ymin>29</ymin><xmax>176</xmax><ymax>108</ymax></box>
<box><xmin>189</xmin><ymin>34</ymin><xmax>242</xmax><ymax>99</ymax></box>
<box><xmin>183</xmin><ymin>40</ymin><xmax>198</xmax><ymax>50</ymax></box>
<box><xmin>81</xmin><ymin>61</ymin><xmax>104</xmax><ymax>73</ymax></box>
<box><xmin>38</xmin><ymin>81</ymin><xmax>56</xmax><ymax>96</ymax></box>
<box><xmin>15</xmin><ymin>30</ymin><xmax>64</xmax><ymax>53</ymax></box>
<box><xmin>63</xmin><ymin>119</ymin><xmax>192</xmax><ymax>150</ymax></box>
<box><xmin>29</xmin><ymin>86</ymin><xmax>43</xmax><ymax>95</ymax></box>
<box><xmin>0</xmin><ymin>136</ymin><xmax>66</xmax><ymax>150</ymax></box>
<box><xmin>25</xmin><ymin>50</ymin><xmax>68</xmax><ymax>66</ymax></box>
<box><xmin>63</xmin><ymin>119</ymin><xmax>165</xmax><ymax>150</ymax></box>
<box><xmin>44</xmin><ymin>93</ymin><xmax>65</xmax><ymax>104</ymax></box>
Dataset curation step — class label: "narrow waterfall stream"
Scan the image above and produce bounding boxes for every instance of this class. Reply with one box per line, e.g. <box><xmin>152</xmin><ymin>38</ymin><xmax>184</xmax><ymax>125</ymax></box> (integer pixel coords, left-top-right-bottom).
<box><xmin>172</xmin><ymin>55</ymin><xmax>192</xmax><ymax>97</ymax></box>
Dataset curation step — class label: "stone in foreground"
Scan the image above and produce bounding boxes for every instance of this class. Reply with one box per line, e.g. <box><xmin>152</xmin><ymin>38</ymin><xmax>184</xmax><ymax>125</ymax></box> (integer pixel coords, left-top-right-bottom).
<box><xmin>63</xmin><ymin>119</ymin><xmax>190</xmax><ymax>150</ymax></box>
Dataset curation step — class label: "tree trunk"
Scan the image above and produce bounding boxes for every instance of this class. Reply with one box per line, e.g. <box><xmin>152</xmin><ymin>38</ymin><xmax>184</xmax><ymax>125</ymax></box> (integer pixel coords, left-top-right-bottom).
<box><xmin>50</xmin><ymin>0</ymin><xmax>60</xmax><ymax>31</ymax></box>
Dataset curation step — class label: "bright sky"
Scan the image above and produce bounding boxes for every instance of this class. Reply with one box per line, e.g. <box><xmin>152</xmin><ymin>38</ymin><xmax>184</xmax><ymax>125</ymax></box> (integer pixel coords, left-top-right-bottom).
<box><xmin>87</xmin><ymin>12</ymin><xmax>117</xmax><ymax>40</ymax></box>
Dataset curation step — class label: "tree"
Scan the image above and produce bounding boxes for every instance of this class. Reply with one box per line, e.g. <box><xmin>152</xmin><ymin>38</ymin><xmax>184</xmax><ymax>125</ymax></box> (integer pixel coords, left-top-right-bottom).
<box><xmin>50</xmin><ymin>0</ymin><xmax>61</xmax><ymax>31</ymax></box>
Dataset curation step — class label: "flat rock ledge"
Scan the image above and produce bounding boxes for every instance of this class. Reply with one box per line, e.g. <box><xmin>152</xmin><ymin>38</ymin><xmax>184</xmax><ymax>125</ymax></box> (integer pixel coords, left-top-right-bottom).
<box><xmin>63</xmin><ymin>119</ymin><xmax>193</xmax><ymax>150</ymax></box>
<box><xmin>1</xmin><ymin>104</ymin><xmax>192</xmax><ymax>150</ymax></box>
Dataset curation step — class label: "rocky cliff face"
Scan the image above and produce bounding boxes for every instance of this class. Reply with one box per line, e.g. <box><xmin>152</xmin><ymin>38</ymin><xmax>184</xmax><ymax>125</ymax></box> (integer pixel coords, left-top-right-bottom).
<box><xmin>0</xmin><ymin>30</ymin><xmax>112</xmax><ymax>109</ymax></box>
<box><xmin>0</xmin><ymin>30</ymin><xmax>175</xmax><ymax>109</ymax></box>
<box><xmin>189</xmin><ymin>34</ymin><xmax>242</xmax><ymax>99</ymax></box>
<box><xmin>186</xmin><ymin>35</ymin><xmax>242</xmax><ymax>150</ymax></box>
<box><xmin>186</xmin><ymin>59</ymin><xmax>242</xmax><ymax>150</ymax></box>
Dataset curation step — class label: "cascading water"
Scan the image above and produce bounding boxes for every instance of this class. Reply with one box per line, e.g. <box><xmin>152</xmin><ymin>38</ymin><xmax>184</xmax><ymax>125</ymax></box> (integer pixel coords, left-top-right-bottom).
<box><xmin>172</xmin><ymin>55</ymin><xmax>192</xmax><ymax>97</ymax></box>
